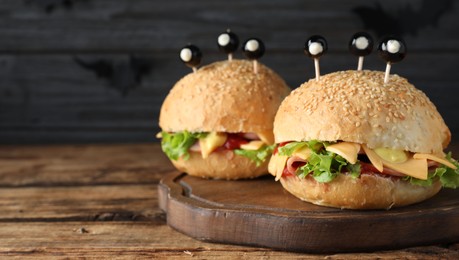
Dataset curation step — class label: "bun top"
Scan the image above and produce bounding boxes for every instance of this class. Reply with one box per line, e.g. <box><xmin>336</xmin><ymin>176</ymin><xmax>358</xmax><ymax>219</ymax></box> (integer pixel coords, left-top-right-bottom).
<box><xmin>273</xmin><ymin>70</ymin><xmax>450</xmax><ymax>155</ymax></box>
<box><xmin>160</xmin><ymin>59</ymin><xmax>290</xmax><ymax>135</ymax></box>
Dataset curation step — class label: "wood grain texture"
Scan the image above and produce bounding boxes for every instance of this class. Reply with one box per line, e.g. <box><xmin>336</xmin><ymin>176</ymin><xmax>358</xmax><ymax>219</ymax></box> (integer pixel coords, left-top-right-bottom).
<box><xmin>0</xmin><ymin>0</ymin><xmax>458</xmax><ymax>143</ymax></box>
<box><xmin>0</xmin><ymin>185</ymin><xmax>160</xmax><ymax>221</ymax></box>
<box><xmin>0</xmin><ymin>143</ymin><xmax>458</xmax><ymax>257</ymax></box>
<box><xmin>0</xmin><ymin>223</ymin><xmax>458</xmax><ymax>259</ymax></box>
<box><xmin>0</xmin><ymin>143</ymin><xmax>175</xmax><ymax>186</ymax></box>
<box><xmin>159</xmin><ymin>172</ymin><xmax>459</xmax><ymax>253</ymax></box>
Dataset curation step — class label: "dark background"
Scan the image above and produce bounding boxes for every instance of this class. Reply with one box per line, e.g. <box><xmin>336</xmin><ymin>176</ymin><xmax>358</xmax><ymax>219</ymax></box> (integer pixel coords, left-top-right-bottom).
<box><xmin>0</xmin><ymin>0</ymin><xmax>458</xmax><ymax>145</ymax></box>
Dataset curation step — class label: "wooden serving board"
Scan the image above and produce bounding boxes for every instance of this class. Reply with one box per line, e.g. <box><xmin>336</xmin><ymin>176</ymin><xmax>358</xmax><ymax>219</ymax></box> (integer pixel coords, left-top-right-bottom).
<box><xmin>158</xmin><ymin>172</ymin><xmax>459</xmax><ymax>253</ymax></box>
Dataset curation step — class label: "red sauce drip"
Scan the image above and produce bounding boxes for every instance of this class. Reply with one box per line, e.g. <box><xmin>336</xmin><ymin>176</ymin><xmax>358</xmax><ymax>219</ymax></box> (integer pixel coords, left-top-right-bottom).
<box><xmin>279</xmin><ymin>141</ymin><xmax>291</xmax><ymax>147</ymax></box>
<box><xmin>223</xmin><ymin>134</ymin><xmax>249</xmax><ymax>150</ymax></box>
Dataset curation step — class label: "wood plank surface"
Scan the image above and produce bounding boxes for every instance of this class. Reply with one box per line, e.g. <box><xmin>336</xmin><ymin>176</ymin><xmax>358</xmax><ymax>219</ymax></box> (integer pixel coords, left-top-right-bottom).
<box><xmin>0</xmin><ymin>143</ymin><xmax>174</xmax><ymax>186</ymax></box>
<box><xmin>0</xmin><ymin>185</ymin><xmax>160</xmax><ymax>221</ymax></box>
<box><xmin>0</xmin><ymin>143</ymin><xmax>458</xmax><ymax>258</ymax></box>
<box><xmin>0</xmin><ymin>223</ymin><xmax>458</xmax><ymax>259</ymax></box>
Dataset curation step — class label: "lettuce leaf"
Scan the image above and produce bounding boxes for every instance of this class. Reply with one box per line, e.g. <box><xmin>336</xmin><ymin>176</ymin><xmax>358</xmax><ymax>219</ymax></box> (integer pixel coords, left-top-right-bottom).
<box><xmin>234</xmin><ymin>144</ymin><xmax>275</xmax><ymax>166</ymax></box>
<box><xmin>347</xmin><ymin>162</ymin><xmax>361</xmax><ymax>179</ymax></box>
<box><xmin>160</xmin><ymin>131</ymin><xmax>207</xmax><ymax>161</ymax></box>
<box><xmin>438</xmin><ymin>153</ymin><xmax>459</xmax><ymax>188</ymax></box>
<box><xmin>405</xmin><ymin>152</ymin><xmax>459</xmax><ymax>188</ymax></box>
<box><xmin>277</xmin><ymin>142</ymin><xmax>307</xmax><ymax>156</ymax></box>
<box><xmin>278</xmin><ymin>140</ymin><xmax>326</xmax><ymax>156</ymax></box>
<box><xmin>298</xmin><ymin>150</ymin><xmax>360</xmax><ymax>183</ymax></box>
<box><xmin>281</xmin><ymin>140</ymin><xmax>360</xmax><ymax>183</ymax></box>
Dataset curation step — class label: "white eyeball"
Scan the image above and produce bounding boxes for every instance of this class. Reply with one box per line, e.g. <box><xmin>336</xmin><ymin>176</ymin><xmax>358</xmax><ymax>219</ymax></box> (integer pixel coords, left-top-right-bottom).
<box><xmin>245</xmin><ymin>39</ymin><xmax>259</xmax><ymax>52</ymax></box>
<box><xmin>218</xmin><ymin>33</ymin><xmax>230</xmax><ymax>46</ymax></box>
<box><xmin>355</xmin><ymin>36</ymin><xmax>369</xmax><ymax>50</ymax></box>
<box><xmin>308</xmin><ymin>42</ymin><xmax>323</xmax><ymax>56</ymax></box>
<box><xmin>180</xmin><ymin>48</ymin><xmax>192</xmax><ymax>62</ymax></box>
<box><xmin>387</xmin><ymin>40</ymin><xmax>401</xmax><ymax>54</ymax></box>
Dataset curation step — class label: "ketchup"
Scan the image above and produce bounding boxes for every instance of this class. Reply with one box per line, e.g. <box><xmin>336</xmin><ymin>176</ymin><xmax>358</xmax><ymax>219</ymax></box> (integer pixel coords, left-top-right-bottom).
<box><xmin>279</xmin><ymin>141</ymin><xmax>291</xmax><ymax>147</ymax></box>
<box><xmin>223</xmin><ymin>134</ymin><xmax>249</xmax><ymax>150</ymax></box>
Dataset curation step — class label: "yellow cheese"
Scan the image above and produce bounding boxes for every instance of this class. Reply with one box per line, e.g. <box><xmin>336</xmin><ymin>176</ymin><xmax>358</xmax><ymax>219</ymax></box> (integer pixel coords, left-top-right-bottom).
<box><xmin>240</xmin><ymin>140</ymin><xmax>265</xmax><ymax>150</ymax></box>
<box><xmin>362</xmin><ymin>145</ymin><xmax>384</xmax><ymax>172</ymax></box>
<box><xmin>268</xmin><ymin>154</ymin><xmax>288</xmax><ymax>181</ymax></box>
<box><xmin>292</xmin><ymin>146</ymin><xmax>312</xmax><ymax>160</ymax></box>
<box><xmin>413</xmin><ymin>153</ymin><xmax>457</xmax><ymax>170</ymax></box>
<box><xmin>374</xmin><ymin>147</ymin><xmax>408</xmax><ymax>163</ymax></box>
<box><xmin>156</xmin><ymin>132</ymin><xmax>162</xmax><ymax>138</ymax></box>
<box><xmin>325</xmin><ymin>142</ymin><xmax>360</xmax><ymax>164</ymax></box>
<box><xmin>383</xmin><ymin>157</ymin><xmax>428</xmax><ymax>180</ymax></box>
<box><xmin>362</xmin><ymin>145</ymin><xmax>428</xmax><ymax>180</ymax></box>
<box><xmin>199</xmin><ymin>132</ymin><xmax>227</xmax><ymax>159</ymax></box>
<box><xmin>257</xmin><ymin>130</ymin><xmax>275</xmax><ymax>145</ymax></box>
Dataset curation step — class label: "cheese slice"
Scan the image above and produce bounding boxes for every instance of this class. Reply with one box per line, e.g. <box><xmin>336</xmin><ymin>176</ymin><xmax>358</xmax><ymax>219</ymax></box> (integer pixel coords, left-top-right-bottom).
<box><xmin>413</xmin><ymin>153</ymin><xmax>457</xmax><ymax>170</ymax></box>
<box><xmin>156</xmin><ymin>132</ymin><xmax>162</xmax><ymax>138</ymax></box>
<box><xmin>292</xmin><ymin>146</ymin><xmax>312</xmax><ymax>160</ymax></box>
<box><xmin>362</xmin><ymin>145</ymin><xmax>384</xmax><ymax>172</ymax></box>
<box><xmin>325</xmin><ymin>142</ymin><xmax>360</xmax><ymax>164</ymax></box>
<box><xmin>383</xmin><ymin>157</ymin><xmax>428</xmax><ymax>180</ymax></box>
<box><xmin>257</xmin><ymin>130</ymin><xmax>275</xmax><ymax>145</ymax></box>
<box><xmin>362</xmin><ymin>145</ymin><xmax>428</xmax><ymax>180</ymax></box>
<box><xmin>268</xmin><ymin>154</ymin><xmax>288</xmax><ymax>181</ymax></box>
<box><xmin>240</xmin><ymin>140</ymin><xmax>265</xmax><ymax>150</ymax></box>
<box><xmin>199</xmin><ymin>132</ymin><xmax>227</xmax><ymax>159</ymax></box>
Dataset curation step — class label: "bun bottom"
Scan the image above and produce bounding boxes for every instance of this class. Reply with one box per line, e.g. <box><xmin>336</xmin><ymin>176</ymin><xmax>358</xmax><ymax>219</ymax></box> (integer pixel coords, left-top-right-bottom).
<box><xmin>280</xmin><ymin>174</ymin><xmax>441</xmax><ymax>209</ymax></box>
<box><xmin>171</xmin><ymin>150</ymin><xmax>268</xmax><ymax>180</ymax></box>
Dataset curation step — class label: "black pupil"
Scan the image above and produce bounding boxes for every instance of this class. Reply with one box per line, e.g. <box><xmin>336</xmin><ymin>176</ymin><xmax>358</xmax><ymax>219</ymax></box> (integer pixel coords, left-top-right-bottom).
<box><xmin>378</xmin><ymin>37</ymin><xmax>407</xmax><ymax>63</ymax></box>
<box><xmin>181</xmin><ymin>45</ymin><xmax>202</xmax><ymax>67</ymax></box>
<box><xmin>243</xmin><ymin>38</ymin><xmax>265</xmax><ymax>60</ymax></box>
<box><xmin>349</xmin><ymin>32</ymin><xmax>373</xmax><ymax>56</ymax></box>
<box><xmin>218</xmin><ymin>32</ymin><xmax>239</xmax><ymax>54</ymax></box>
<box><xmin>304</xmin><ymin>35</ymin><xmax>327</xmax><ymax>58</ymax></box>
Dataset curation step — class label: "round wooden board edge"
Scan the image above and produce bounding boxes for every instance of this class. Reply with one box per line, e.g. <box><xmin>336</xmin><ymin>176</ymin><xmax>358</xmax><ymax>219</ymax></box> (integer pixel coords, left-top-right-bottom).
<box><xmin>158</xmin><ymin>171</ymin><xmax>459</xmax><ymax>253</ymax></box>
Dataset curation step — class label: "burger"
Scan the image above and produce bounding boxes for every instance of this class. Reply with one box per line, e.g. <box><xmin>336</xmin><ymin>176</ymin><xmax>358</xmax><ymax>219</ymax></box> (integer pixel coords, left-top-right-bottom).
<box><xmin>159</xmin><ymin>59</ymin><xmax>290</xmax><ymax>179</ymax></box>
<box><xmin>268</xmin><ymin>70</ymin><xmax>459</xmax><ymax>209</ymax></box>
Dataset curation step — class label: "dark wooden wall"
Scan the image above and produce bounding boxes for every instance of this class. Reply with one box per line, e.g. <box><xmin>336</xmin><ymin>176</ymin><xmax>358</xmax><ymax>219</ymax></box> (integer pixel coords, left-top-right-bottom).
<box><xmin>0</xmin><ymin>0</ymin><xmax>458</xmax><ymax>145</ymax></box>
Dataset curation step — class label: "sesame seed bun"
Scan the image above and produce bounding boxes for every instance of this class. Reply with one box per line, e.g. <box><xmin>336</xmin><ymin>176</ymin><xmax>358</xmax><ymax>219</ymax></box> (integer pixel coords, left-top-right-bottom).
<box><xmin>271</xmin><ymin>70</ymin><xmax>450</xmax><ymax>209</ymax></box>
<box><xmin>160</xmin><ymin>59</ymin><xmax>290</xmax><ymax>135</ymax></box>
<box><xmin>274</xmin><ymin>70</ymin><xmax>450</xmax><ymax>155</ymax></box>
<box><xmin>280</xmin><ymin>174</ymin><xmax>441</xmax><ymax>209</ymax></box>
<box><xmin>160</xmin><ymin>59</ymin><xmax>290</xmax><ymax>179</ymax></box>
<box><xmin>172</xmin><ymin>150</ymin><xmax>269</xmax><ymax>180</ymax></box>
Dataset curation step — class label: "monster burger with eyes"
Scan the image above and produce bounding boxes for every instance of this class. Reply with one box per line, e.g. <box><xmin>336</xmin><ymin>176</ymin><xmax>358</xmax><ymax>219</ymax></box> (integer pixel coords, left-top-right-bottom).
<box><xmin>159</xmin><ymin>31</ymin><xmax>290</xmax><ymax>179</ymax></box>
<box><xmin>268</xmin><ymin>35</ymin><xmax>459</xmax><ymax>209</ymax></box>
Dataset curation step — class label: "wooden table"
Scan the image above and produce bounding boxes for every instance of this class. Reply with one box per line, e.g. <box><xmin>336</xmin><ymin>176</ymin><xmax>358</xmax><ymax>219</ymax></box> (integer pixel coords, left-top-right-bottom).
<box><xmin>1</xmin><ymin>143</ymin><xmax>459</xmax><ymax>259</ymax></box>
